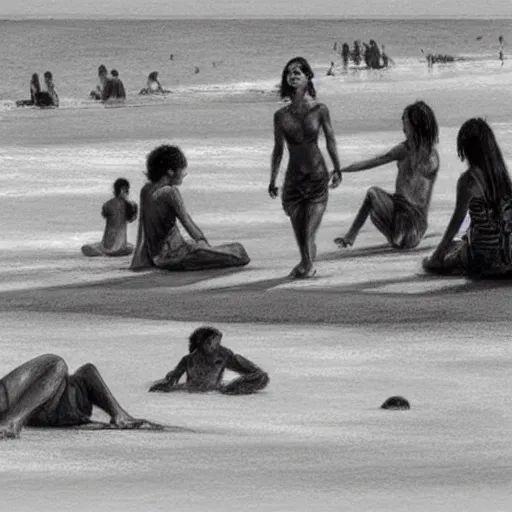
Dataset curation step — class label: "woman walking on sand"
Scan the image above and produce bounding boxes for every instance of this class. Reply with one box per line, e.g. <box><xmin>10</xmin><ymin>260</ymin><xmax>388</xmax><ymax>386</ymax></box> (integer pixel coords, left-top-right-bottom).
<box><xmin>423</xmin><ymin>118</ymin><xmax>512</xmax><ymax>277</ymax></box>
<box><xmin>269</xmin><ymin>56</ymin><xmax>342</xmax><ymax>279</ymax></box>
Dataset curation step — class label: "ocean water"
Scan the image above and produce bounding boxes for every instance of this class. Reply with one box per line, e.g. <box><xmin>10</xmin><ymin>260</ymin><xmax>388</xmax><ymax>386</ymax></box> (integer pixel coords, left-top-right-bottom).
<box><xmin>1</xmin><ymin>18</ymin><xmax>511</xmax><ymax>109</ymax></box>
<box><xmin>1</xmin><ymin>18</ymin><xmax>512</xmax><ymax>288</ymax></box>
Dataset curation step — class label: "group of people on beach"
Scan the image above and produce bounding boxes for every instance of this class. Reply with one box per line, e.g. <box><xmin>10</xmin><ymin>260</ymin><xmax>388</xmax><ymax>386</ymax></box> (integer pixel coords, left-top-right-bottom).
<box><xmin>0</xmin><ymin>325</ymin><xmax>269</xmax><ymax>439</ymax></box>
<box><xmin>89</xmin><ymin>64</ymin><xmax>127</xmax><ymax>102</ymax></box>
<box><xmin>330</xmin><ymin>40</ymin><xmax>392</xmax><ymax>75</ymax></box>
<box><xmin>89</xmin><ymin>65</ymin><xmax>171</xmax><ymax>102</ymax></box>
<box><xmin>82</xmin><ymin>55</ymin><xmax>512</xmax><ymax>281</ymax></box>
<box><xmin>16</xmin><ymin>71</ymin><xmax>59</xmax><ymax>108</ymax></box>
<box><xmin>4</xmin><ymin>54</ymin><xmax>512</xmax><ymax>440</ymax></box>
<box><xmin>272</xmin><ymin>56</ymin><xmax>512</xmax><ymax>279</ymax></box>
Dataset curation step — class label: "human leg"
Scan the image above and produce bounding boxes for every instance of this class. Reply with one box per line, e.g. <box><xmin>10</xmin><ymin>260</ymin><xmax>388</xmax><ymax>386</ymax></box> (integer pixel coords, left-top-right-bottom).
<box><xmin>288</xmin><ymin>205</ymin><xmax>308</xmax><ymax>277</ymax></box>
<box><xmin>0</xmin><ymin>354</ymin><xmax>68</xmax><ymax>439</ymax></box>
<box><xmin>301</xmin><ymin>201</ymin><xmax>327</xmax><ymax>277</ymax></box>
<box><xmin>335</xmin><ymin>187</ymin><xmax>394</xmax><ymax>247</ymax></box>
<box><xmin>220</xmin><ymin>372</ymin><xmax>270</xmax><ymax>395</ymax></box>
<box><xmin>71</xmin><ymin>363</ymin><xmax>142</xmax><ymax>428</ymax></box>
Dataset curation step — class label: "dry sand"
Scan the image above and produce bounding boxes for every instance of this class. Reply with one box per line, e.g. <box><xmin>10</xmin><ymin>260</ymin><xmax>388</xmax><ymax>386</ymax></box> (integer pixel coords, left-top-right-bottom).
<box><xmin>0</xmin><ymin>312</ymin><xmax>511</xmax><ymax>512</ymax></box>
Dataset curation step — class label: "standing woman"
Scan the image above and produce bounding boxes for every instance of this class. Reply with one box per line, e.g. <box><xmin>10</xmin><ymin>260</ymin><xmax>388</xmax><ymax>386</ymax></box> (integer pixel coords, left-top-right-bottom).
<box><xmin>423</xmin><ymin>118</ymin><xmax>512</xmax><ymax>277</ymax></box>
<box><xmin>269</xmin><ymin>56</ymin><xmax>342</xmax><ymax>278</ymax></box>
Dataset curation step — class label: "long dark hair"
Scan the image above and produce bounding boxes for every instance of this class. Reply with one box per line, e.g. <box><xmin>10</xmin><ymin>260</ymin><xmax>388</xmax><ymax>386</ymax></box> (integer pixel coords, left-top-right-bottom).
<box><xmin>403</xmin><ymin>101</ymin><xmax>439</xmax><ymax>153</ymax></box>
<box><xmin>457</xmin><ymin>118</ymin><xmax>512</xmax><ymax>206</ymax></box>
<box><xmin>279</xmin><ymin>57</ymin><xmax>316</xmax><ymax>100</ymax></box>
<box><xmin>30</xmin><ymin>73</ymin><xmax>41</xmax><ymax>94</ymax></box>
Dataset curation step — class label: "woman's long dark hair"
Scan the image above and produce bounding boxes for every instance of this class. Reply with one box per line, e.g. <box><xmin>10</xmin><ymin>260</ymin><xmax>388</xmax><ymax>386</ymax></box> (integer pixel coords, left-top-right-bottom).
<box><xmin>30</xmin><ymin>73</ymin><xmax>41</xmax><ymax>94</ymax></box>
<box><xmin>403</xmin><ymin>100</ymin><xmax>439</xmax><ymax>153</ymax></box>
<box><xmin>457</xmin><ymin>118</ymin><xmax>512</xmax><ymax>207</ymax></box>
<box><xmin>279</xmin><ymin>57</ymin><xmax>316</xmax><ymax>100</ymax></box>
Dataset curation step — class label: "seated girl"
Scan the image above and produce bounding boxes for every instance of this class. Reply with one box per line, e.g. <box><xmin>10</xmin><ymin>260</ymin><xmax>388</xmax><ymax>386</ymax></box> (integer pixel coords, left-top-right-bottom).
<box><xmin>149</xmin><ymin>326</ymin><xmax>269</xmax><ymax>395</ymax></box>
<box><xmin>0</xmin><ymin>354</ymin><xmax>160</xmax><ymax>439</ymax></box>
<box><xmin>82</xmin><ymin>178</ymin><xmax>138</xmax><ymax>257</ymax></box>
<box><xmin>138</xmin><ymin>71</ymin><xmax>170</xmax><ymax>95</ymax></box>
<box><xmin>334</xmin><ymin>101</ymin><xmax>440</xmax><ymax>250</ymax></box>
<box><xmin>16</xmin><ymin>73</ymin><xmax>41</xmax><ymax>107</ymax></box>
<box><xmin>423</xmin><ymin>118</ymin><xmax>512</xmax><ymax>278</ymax></box>
<box><xmin>130</xmin><ymin>145</ymin><xmax>250</xmax><ymax>271</ymax></box>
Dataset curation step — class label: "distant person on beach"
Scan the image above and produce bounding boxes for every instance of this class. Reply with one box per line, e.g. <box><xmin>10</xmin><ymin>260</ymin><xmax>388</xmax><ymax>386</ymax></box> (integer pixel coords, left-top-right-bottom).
<box><xmin>27</xmin><ymin>71</ymin><xmax>58</xmax><ymax>108</ymax></box>
<box><xmin>0</xmin><ymin>354</ymin><xmax>161</xmax><ymax>439</ymax></box>
<box><xmin>90</xmin><ymin>64</ymin><xmax>108</xmax><ymax>100</ymax></box>
<box><xmin>130</xmin><ymin>144</ymin><xmax>250</xmax><ymax>271</ymax></box>
<box><xmin>102</xmin><ymin>69</ymin><xmax>126</xmax><ymax>101</ymax></box>
<box><xmin>334</xmin><ymin>100</ymin><xmax>439</xmax><ymax>250</ymax></box>
<box><xmin>423</xmin><ymin>118</ymin><xmax>512</xmax><ymax>277</ymax></box>
<box><xmin>326</xmin><ymin>61</ymin><xmax>335</xmax><ymax>76</ymax></box>
<box><xmin>16</xmin><ymin>73</ymin><xmax>41</xmax><ymax>107</ymax></box>
<box><xmin>194</xmin><ymin>66</ymin><xmax>200</xmax><ymax>75</ymax></box>
<box><xmin>41</xmin><ymin>71</ymin><xmax>59</xmax><ymax>107</ymax></box>
<box><xmin>81</xmin><ymin>178</ymin><xmax>138</xmax><ymax>257</ymax></box>
<box><xmin>498</xmin><ymin>35</ymin><xmax>505</xmax><ymax>66</ymax></box>
<box><xmin>269</xmin><ymin>57</ymin><xmax>342</xmax><ymax>279</ymax></box>
<box><xmin>341</xmin><ymin>43</ymin><xmax>350</xmax><ymax>70</ymax></box>
<box><xmin>149</xmin><ymin>326</ymin><xmax>269</xmax><ymax>394</ymax></box>
<box><xmin>381</xmin><ymin>45</ymin><xmax>394</xmax><ymax>68</ymax></box>
<box><xmin>352</xmin><ymin>41</ymin><xmax>362</xmax><ymax>66</ymax></box>
<box><xmin>138</xmin><ymin>71</ymin><xmax>169</xmax><ymax>95</ymax></box>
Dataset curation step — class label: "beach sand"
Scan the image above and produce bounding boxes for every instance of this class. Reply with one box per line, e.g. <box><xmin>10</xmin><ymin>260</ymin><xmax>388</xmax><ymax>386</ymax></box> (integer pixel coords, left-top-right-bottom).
<box><xmin>0</xmin><ymin>312</ymin><xmax>511</xmax><ymax>512</ymax></box>
<box><xmin>1</xmin><ymin>49</ymin><xmax>512</xmax><ymax>511</ymax></box>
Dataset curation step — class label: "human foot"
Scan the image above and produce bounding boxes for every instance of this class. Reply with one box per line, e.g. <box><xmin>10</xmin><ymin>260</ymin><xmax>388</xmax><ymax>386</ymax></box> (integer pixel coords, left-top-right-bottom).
<box><xmin>111</xmin><ymin>414</ymin><xmax>145</xmax><ymax>429</ymax></box>
<box><xmin>295</xmin><ymin>264</ymin><xmax>317</xmax><ymax>279</ymax></box>
<box><xmin>334</xmin><ymin>236</ymin><xmax>353</xmax><ymax>248</ymax></box>
<box><xmin>288</xmin><ymin>262</ymin><xmax>306</xmax><ymax>278</ymax></box>
<box><xmin>0</xmin><ymin>420</ymin><xmax>22</xmax><ymax>440</ymax></box>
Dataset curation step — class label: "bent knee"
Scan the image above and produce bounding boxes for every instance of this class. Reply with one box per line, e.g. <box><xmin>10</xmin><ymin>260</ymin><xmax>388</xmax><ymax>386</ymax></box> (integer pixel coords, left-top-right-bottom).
<box><xmin>366</xmin><ymin>186</ymin><xmax>385</xmax><ymax>200</ymax></box>
<box><xmin>259</xmin><ymin>372</ymin><xmax>270</xmax><ymax>389</ymax></box>
<box><xmin>35</xmin><ymin>354</ymin><xmax>68</xmax><ymax>377</ymax></box>
<box><xmin>75</xmin><ymin>362</ymin><xmax>98</xmax><ymax>376</ymax></box>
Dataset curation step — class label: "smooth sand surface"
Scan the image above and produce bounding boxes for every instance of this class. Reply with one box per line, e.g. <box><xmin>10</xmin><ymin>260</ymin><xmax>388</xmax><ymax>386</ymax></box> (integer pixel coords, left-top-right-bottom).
<box><xmin>0</xmin><ymin>312</ymin><xmax>511</xmax><ymax>512</ymax></box>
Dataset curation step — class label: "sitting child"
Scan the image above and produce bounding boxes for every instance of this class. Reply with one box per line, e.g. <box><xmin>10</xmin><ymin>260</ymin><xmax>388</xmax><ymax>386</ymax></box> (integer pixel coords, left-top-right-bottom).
<box><xmin>82</xmin><ymin>178</ymin><xmax>138</xmax><ymax>257</ymax></box>
<box><xmin>149</xmin><ymin>326</ymin><xmax>269</xmax><ymax>395</ymax></box>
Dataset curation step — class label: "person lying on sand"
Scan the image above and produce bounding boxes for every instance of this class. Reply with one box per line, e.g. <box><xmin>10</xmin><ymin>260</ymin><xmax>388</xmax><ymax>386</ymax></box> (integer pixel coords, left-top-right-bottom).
<box><xmin>82</xmin><ymin>178</ymin><xmax>138</xmax><ymax>257</ymax></box>
<box><xmin>0</xmin><ymin>354</ymin><xmax>162</xmax><ymax>439</ymax></box>
<box><xmin>423</xmin><ymin>118</ymin><xmax>512</xmax><ymax>277</ymax></box>
<box><xmin>130</xmin><ymin>144</ymin><xmax>250</xmax><ymax>271</ymax></box>
<box><xmin>149</xmin><ymin>326</ymin><xmax>269</xmax><ymax>395</ymax></box>
<box><xmin>333</xmin><ymin>100</ymin><xmax>439</xmax><ymax>250</ymax></box>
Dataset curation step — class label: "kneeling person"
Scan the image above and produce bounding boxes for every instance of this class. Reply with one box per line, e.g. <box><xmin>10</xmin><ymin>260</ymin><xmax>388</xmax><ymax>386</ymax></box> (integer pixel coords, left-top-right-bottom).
<box><xmin>149</xmin><ymin>326</ymin><xmax>269</xmax><ymax>394</ymax></box>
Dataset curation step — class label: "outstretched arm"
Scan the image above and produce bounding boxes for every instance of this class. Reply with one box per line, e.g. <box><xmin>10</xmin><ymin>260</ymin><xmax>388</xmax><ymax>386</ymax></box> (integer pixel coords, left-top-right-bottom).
<box><xmin>148</xmin><ymin>356</ymin><xmax>188</xmax><ymax>392</ymax></box>
<box><xmin>168</xmin><ymin>187</ymin><xmax>209</xmax><ymax>244</ymax></box>
<box><xmin>269</xmin><ymin>111</ymin><xmax>285</xmax><ymax>198</ymax></box>
<box><xmin>220</xmin><ymin>349</ymin><xmax>269</xmax><ymax>395</ymax></box>
<box><xmin>425</xmin><ymin>172</ymin><xmax>473</xmax><ymax>265</ymax></box>
<box><xmin>340</xmin><ymin>142</ymin><xmax>406</xmax><ymax>173</ymax></box>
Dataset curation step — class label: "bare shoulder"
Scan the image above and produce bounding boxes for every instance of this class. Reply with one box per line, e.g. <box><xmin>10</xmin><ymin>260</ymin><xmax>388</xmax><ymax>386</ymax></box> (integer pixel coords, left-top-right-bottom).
<box><xmin>388</xmin><ymin>141</ymin><xmax>408</xmax><ymax>160</ymax></box>
<box><xmin>274</xmin><ymin>105</ymin><xmax>289</xmax><ymax>120</ymax></box>
<box><xmin>457</xmin><ymin>169</ymin><xmax>475</xmax><ymax>189</ymax></box>
<box><xmin>430</xmin><ymin>148</ymin><xmax>440</xmax><ymax>172</ymax></box>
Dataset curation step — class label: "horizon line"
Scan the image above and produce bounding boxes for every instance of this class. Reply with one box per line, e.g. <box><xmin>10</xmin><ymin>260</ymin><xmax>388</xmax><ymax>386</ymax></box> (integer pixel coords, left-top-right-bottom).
<box><xmin>1</xmin><ymin>14</ymin><xmax>512</xmax><ymax>21</ymax></box>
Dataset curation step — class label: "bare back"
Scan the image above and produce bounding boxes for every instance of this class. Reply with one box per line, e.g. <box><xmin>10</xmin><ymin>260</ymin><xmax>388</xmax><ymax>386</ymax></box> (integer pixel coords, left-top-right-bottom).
<box><xmin>394</xmin><ymin>143</ymin><xmax>439</xmax><ymax>213</ymax></box>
